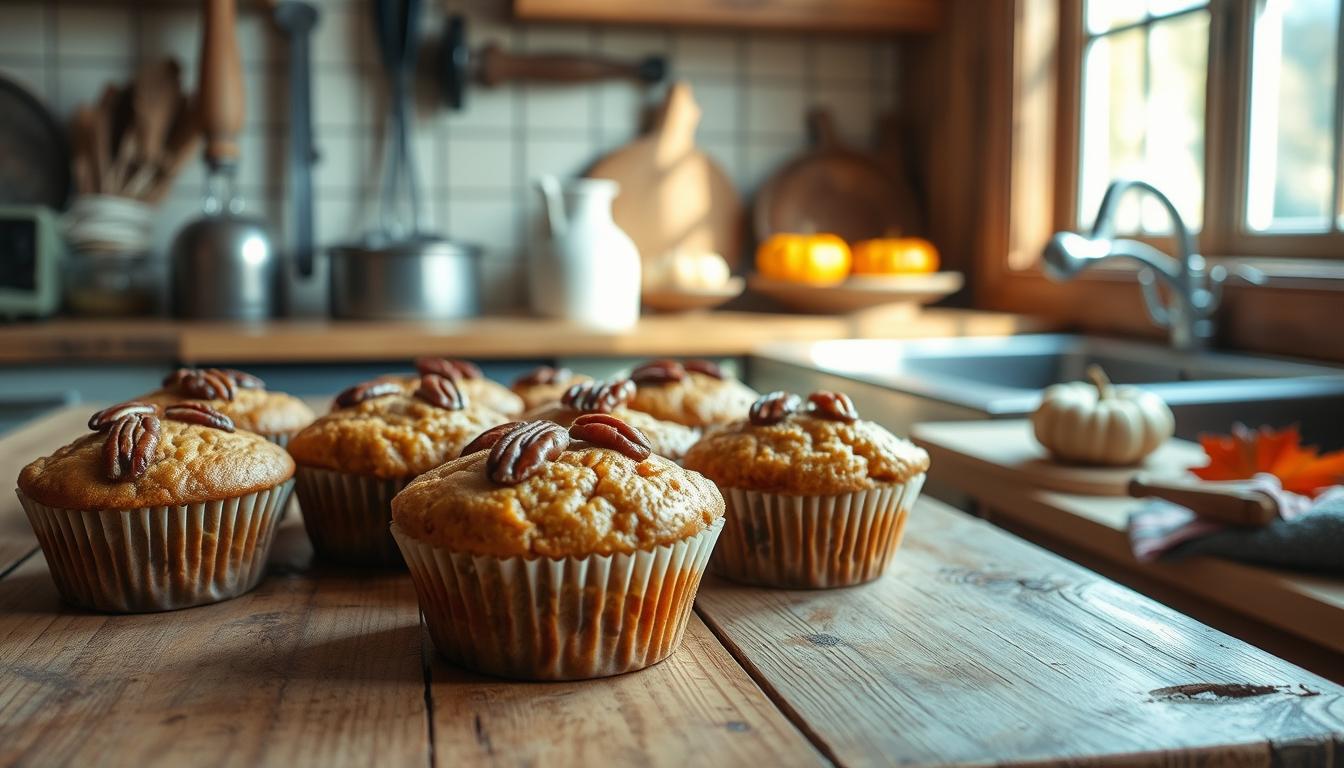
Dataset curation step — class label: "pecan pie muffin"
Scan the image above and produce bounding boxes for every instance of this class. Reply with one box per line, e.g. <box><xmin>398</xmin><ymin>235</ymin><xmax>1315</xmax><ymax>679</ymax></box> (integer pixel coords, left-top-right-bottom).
<box><xmin>288</xmin><ymin>374</ymin><xmax>508</xmax><ymax>565</ymax></box>
<box><xmin>16</xmin><ymin>401</ymin><xmax>295</xmax><ymax>612</ymax></box>
<box><xmin>683</xmin><ymin>390</ymin><xmax>929</xmax><ymax>588</ymax></box>
<box><xmin>624</xmin><ymin>359</ymin><xmax>759</xmax><ymax>429</ymax></box>
<box><xmin>391</xmin><ymin>416</ymin><xmax>725</xmax><ymax>680</ymax></box>
<box><xmin>142</xmin><ymin>367</ymin><xmax>315</xmax><ymax>446</ymax></box>
<box><xmin>390</xmin><ymin>358</ymin><xmax>524</xmax><ymax>417</ymax></box>
<box><xmin>510</xmin><ymin>365</ymin><xmax>591</xmax><ymax>411</ymax></box>
<box><xmin>523</xmin><ymin>378</ymin><xmax>699</xmax><ymax>460</ymax></box>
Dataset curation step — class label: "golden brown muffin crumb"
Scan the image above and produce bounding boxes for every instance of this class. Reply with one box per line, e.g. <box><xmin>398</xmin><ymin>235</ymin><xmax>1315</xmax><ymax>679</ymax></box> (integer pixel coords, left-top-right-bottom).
<box><xmin>683</xmin><ymin>413</ymin><xmax>929</xmax><ymax>495</ymax></box>
<box><xmin>393</xmin><ymin>448</ymin><xmax>723</xmax><ymax>558</ymax></box>
<box><xmin>288</xmin><ymin>394</ymin><xmax>506</xmax><ymax>478</ymax></box>
<box><xmin>512</xmin><ymin>370</ymin><xmax>592</xmax><ymax>411</ymax></box>
<box><xmin>18</xmin><ymin>420</ymin><xmax>294</xmax><ymax>510</ymax></box>
<box><xmin>627</xmin><ymin>372</ymin><xmax>758</xmax><ymax>428</ymax></box>
<box><xmin>142</xmin><ymin>388</ymin><xmax>315</xmax><ymax>437</ymax></box>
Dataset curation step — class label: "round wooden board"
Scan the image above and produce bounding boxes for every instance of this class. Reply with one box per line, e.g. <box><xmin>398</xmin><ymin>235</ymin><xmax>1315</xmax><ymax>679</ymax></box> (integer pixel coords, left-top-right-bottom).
<box><xmin>748</xmin><ymin>272</ymin><xmax>963</xmax><ymax>314</ymax></box>
<box><xmin>587</xmin><ymin>82</ymin><xmax>743</xmax><ymax>269</ymax></box>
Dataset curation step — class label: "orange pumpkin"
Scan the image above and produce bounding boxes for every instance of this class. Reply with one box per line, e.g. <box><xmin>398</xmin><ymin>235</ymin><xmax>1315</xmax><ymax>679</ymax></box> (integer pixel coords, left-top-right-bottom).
<box><xmin>755</xmin><ymin>233</ymin><xmax>851</xmax><ymax>285</ymax></box>
<box><xmin>851</xmin><ymin>238</ymin><xmax>940</xmax><ymax>275</ymax></box>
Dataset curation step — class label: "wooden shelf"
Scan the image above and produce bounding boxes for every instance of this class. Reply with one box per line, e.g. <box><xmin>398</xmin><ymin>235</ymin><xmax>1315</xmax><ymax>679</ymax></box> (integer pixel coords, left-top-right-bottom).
<box><xmin>0</xmin><ymin>310</ymin><xmax>1049</xmax><ymax>365</ymax></box>
<box><xmin>513</xmin><ymin>0</ymin><xmax>941</xmax><ymax>34</ymax></box>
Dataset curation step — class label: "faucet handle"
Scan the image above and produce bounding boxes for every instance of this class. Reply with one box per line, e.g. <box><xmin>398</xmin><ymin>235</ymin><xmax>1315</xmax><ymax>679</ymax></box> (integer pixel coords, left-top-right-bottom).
<box><xmin>1202</xmin><ymin>262</ymin><xmax>1267</xmax><ymax>314</ymax></box>
<box><xmin>1136</xmin><ymin>268</ymin><xmax>1172</xmax><ymax>328</ymax></box>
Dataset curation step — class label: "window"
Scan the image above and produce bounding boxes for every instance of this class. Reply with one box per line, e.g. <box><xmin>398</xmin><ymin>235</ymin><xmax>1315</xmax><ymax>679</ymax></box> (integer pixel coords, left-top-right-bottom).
<box><xmin>1066</xmin><ymin>0</ymin><xmax>1344</xmax><ymax>257</ymax></box>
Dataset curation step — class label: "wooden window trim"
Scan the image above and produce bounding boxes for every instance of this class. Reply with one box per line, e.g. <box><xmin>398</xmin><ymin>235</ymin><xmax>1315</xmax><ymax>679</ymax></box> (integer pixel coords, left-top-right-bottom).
<box><xmin>963</xmin><ymin>0</ymin><xmax>1344</xmax><ymax>363</ymax></box>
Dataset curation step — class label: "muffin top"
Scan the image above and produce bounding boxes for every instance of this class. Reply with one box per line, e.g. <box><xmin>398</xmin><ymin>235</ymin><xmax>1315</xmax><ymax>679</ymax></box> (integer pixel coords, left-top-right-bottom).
<box><xmin>389</xmin><ymin>358</ymin><xmax>524</xmax><ymax>416</ymax></box>
<box><xmin>289</xmin><ymin>374</ymin><xmax>507</xmax><ymax>478</ymax></box>
<box><xmin>144</xmin><ymin>368</ymin><xmax>315</xmax><ymax>437</ymax></box>
<box><xmin>511</xmin><ymin>365</ymin><xmax>593</xmax><ymax>411</ymax></box>
<box><xmin>624</xmin><ymin>359</ymin><xmax>759</xmax><ymax>428</ymax></box>
<box><xmin>18</xmin><ymin>402</ymin><xmax>294</xmax><ymax>511</ymax></box>
<box><xmin>683</xmin><ymin>390</ymin><xmax>930</xmax><ymax>495</ymax></box>
<box><xmin>523</xmin><ymin>378</ymin><xmax>699</xmax><ymax>460</ymax></box>
<box><xmin>392</xmin><ymin>417</ymin><xmax>723</xmax><ymax>558</ymax></box>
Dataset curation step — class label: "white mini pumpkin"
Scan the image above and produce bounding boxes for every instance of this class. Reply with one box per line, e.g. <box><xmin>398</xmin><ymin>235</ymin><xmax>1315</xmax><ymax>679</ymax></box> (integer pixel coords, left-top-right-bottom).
<box><xmin>1031</xmin><ymin>365</ymin><xmax>1175</xmax><ymax>466</ymax></box>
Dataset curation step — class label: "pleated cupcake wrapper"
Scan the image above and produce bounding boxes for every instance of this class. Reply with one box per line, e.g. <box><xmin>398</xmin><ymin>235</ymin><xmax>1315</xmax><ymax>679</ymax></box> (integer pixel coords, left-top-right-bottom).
<box><xmin>294</xmin><ymin>466</ymin><xmax>408</xmax><ymax>566</ymax></box>
<box><xmin>393</xmin><ymin>516</ymin><xmax>725</xmax><ymax>681</ymax></box>
<box><xmin>712</xmin><ymin>474</ymin><xmax>926</xmax><ymax>589</ymax></box>
<box><xmin>16</xmin><ymin>480</ymin><xmax>294</xmax><ymax>613</ymax></box>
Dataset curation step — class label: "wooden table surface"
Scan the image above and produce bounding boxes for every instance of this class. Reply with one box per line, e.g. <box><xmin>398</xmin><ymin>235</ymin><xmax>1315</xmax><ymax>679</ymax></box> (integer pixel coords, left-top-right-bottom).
<box><xmin>0</xmin><ymin>310</ymin><xmax>1050</xmax><ymax>365</ymax></box>
<box><xmin>3</xmin><ymin>408</ymin><xmax>1344</xmax><ymax>767</ymax></box>
<box><xmin>913</xmin><ymin>419</ymin><xmax>1344</xmax><ymax>676</ymax></box>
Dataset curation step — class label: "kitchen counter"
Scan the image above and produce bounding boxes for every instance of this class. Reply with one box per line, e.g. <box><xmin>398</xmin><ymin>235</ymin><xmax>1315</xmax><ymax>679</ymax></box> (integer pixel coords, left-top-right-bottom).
<box><xmin>0</xmin><ymin>309</ymin><xmax>1051</xmax><ymax>364</ymax></box>
<box><xmin>4</xmin><ymin>407</ymin><xmax>1344</xmax><ymax>766</ymax></box>
<box><xmin>912</xmin><ymin>419</ymin><xmax>1344</xmax><ymax>680</ymax></box>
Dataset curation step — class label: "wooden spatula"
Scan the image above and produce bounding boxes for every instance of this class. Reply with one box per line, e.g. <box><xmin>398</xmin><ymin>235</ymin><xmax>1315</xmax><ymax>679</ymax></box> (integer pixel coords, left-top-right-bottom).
<box><xmin>1128</xmin><ymin>474</ymin><xmax>1278</xmax><ymax>527</ymax></box>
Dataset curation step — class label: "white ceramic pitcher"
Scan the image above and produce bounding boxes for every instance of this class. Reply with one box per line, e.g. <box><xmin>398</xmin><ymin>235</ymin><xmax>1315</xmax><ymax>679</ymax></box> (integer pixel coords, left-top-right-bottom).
<box><xmin>532</xmin><ymin>176</ymin><xmax>641</xmax><ymax>330</ymax></box>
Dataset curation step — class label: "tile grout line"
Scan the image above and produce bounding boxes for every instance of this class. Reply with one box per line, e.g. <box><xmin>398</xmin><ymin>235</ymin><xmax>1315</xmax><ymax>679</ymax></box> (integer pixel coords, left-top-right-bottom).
<box><xmin>693</xmin><ymin>603</ymin><xmax>844</xmax><ymax>768</ymax></box>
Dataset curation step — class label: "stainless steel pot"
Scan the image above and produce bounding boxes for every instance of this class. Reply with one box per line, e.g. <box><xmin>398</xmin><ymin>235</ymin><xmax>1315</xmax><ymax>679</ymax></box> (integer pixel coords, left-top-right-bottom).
<box><xmin>328</xmin><ymin>236</ymin><xmax>481</xmax><ymax>320</ymax></box>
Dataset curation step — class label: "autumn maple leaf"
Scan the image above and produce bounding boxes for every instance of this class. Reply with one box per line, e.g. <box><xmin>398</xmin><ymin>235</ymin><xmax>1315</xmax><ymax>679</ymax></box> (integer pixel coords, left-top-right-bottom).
<box><xmin>1192</xmin><ymin>424</ymin><xmax>1344</xmax><ymax>497</ymax></box>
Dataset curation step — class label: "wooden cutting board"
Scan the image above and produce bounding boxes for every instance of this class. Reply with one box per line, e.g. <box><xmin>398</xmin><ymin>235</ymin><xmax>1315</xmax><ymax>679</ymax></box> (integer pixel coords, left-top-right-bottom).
<box><xmin>753</xmin><ymin>109</ymin><xmax>920</xmax><ymax>243</ymax></box>
<box><xmin>911</xmin><ymin>419</ymin><xmax>1207</xmax><ymax>497</ymax></box>
<box><xmin>586</xmin><ymin>81</ymin><xmax>743</xmax><ymax>269</ymax></box>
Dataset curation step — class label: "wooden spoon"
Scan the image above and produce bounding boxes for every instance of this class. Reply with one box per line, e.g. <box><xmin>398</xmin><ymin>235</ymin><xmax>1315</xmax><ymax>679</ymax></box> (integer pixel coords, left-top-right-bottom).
<box><xmin>125</xmin><ymin>59</ymin><xmax>183</xmax><ymax>197</ymax></box>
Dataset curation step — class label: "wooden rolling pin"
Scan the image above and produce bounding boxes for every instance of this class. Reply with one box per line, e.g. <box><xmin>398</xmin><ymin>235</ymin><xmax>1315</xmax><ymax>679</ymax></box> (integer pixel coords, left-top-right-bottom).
<box><xmin>1128</xmin><ymin>474</ymin><xmax>1278</xmax><ymax>527</ymax></box>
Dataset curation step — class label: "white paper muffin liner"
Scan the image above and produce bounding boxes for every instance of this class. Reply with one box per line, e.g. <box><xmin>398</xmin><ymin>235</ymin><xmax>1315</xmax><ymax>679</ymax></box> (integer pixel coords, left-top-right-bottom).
<box><xmin>712</xmin><ymin>474</ymin><xmax>926</xmax><ymax>589</ymax></box>
<box><xmin>294</xmin><ymin>466</ymin><xmax>408</xmax><ymax>566</ymax></box>
<box><xmin>393</xmin><ymin>516</ymin><xmax>725</xmax><ymax>680</ymax></box>
<box><xmin>16</xmin><ymin>479</ymin><xmax>294</xmax><ymax>613</ymax></box>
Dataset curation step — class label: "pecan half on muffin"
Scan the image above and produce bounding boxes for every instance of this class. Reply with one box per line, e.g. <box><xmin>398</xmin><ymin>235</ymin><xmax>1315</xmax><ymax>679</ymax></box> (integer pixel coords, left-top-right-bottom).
<box><xmin>624</xmin><ymin>359</ymin><xmax>759</xmax><ymax>429</ymax></box>
<box><xmin>141</xmin><ymin>367</ymin><xmax>315</xmax><ymax>446</ymax></box>
<box><xmin>391</xmin><ymin>416</ymin><xmax>725</xmax><ymax>680</ymax></box>
<box><xmin>384</xmin><ymin>357</ymin><xmax>524</xmax><ymax>417</ymax></box>
<box><xmin>288</xmin><ymin>374</ymin><xmax>508</xmax><ymax>566</ymax></box>
<box><xmin>683</xmin><ymin>390</ymin><xmax>930</xmax><ymax>589</ymax></box>
<box><xmin>510</xmin><ymin>365</ymin><xmax>592</xmax><ymax>411</ymax></box>
<box><xmin>522</xmin><ymin>378</ymin><xmax>699</xmax><ymax>460</ymax></box>
<box><xmin>16</xmin><ymin>402</ymin><xmax>295</xmax><ymax>612</ymax></box>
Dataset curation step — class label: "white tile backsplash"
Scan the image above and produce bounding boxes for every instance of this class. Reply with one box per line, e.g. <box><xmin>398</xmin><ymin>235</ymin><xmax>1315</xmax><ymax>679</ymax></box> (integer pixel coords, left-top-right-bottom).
<box><xmin>11</xmin><ymin>1</ymin><xmax>900</xmax><ymax>314</ymax></box>
<box><xmin>55</xmin><ymin>5</ymin><xmax>133</xmax><ymax>61</ymax></box>
<box><xmin>0</xmin><ymin>4</ymin><xmax>48</xmax><ymax>58</ymax></box>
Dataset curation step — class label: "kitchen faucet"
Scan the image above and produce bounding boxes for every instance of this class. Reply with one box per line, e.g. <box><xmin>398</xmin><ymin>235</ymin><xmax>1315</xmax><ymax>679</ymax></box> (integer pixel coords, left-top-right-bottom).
<box><xmin>1041</xmin><ymin>179</ymin><xmax>1257</xmax><ymax>353</ymax></box>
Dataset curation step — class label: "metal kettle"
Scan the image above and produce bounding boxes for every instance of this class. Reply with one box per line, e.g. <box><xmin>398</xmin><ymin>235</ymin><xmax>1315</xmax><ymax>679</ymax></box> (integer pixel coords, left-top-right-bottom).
<box><xmin>170</xmin><ymin>0</ymin><xmax>277</xmax><ymax>320</ymax></box>
<box><xmin>171</xmin><ymin>169</ymin><xmax>277</xmax><ymax>320</ymax></box>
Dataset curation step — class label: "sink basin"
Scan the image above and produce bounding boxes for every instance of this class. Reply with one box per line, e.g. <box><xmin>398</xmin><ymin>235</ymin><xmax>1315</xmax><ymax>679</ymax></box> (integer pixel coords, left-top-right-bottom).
<box><xmin>750</xmin><ymin>334</ymin><xmax>1344</xmax><ymax>447</ymax></box>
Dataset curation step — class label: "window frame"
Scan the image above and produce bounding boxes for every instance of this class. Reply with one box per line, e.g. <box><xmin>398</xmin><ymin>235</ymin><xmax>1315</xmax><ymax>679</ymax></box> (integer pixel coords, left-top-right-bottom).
<box><xmin>952</xmin><ymin>0</ymin><xmax>1344</xmax><ymax>364</ymax></box>
<box><xmin>1055</xmin><ymin>0</ymin><xmax>1344</xmax><ymax>260</ymax></box>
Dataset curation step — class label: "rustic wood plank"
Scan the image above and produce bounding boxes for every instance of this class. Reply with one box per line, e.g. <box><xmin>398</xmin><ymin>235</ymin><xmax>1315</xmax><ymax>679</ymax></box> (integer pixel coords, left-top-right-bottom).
<box><xmin>913</xmin><ymin>422</ymin><xmax>1344</xmax><ymax>662</ymax></box>
<box><xmin>427</xmin><ymin>615</ymin><xmax>827</xmax><ymax>767</ymax></box>
<box><xmin>0</xmin><ymin>311</ymin><xmax>1042</xmax><ymax>365</ymax></box>
<box><xmin>696</xmin><ymin>498</ymin><xmax>1344</xmax><ymax>767</ymax></box>
<box><xmin>0</xmin><ymin>519</ymin><xmax>431</xmax><ymax>767</ymax></box>
<box><xmin>0</xmin><ymin>407</ymin><xmax>91</xmax><ymax>574</ymax></box>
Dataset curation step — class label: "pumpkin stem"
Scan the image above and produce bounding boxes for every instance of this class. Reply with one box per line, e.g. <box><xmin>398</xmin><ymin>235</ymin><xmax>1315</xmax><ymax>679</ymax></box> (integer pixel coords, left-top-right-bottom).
<box><xmin>1086</xmin><ymin>365</ymin><xmax>1113</xmax><ymax>398</ymax></box>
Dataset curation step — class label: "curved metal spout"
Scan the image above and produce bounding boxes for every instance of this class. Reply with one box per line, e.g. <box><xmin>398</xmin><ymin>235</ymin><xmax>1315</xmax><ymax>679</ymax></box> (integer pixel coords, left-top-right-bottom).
<box><xmin>1041</xmin><ymin>179</ymin><xmax>1218</xmax><ymax>352</ymax></box>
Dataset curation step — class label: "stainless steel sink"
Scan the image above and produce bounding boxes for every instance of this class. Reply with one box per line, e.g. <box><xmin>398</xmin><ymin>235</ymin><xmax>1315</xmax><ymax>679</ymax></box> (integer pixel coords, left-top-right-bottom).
<box><xmin>749</xmin><ymin>334</ymin><xmax>1344</xmax><ymax>447</ymax></box>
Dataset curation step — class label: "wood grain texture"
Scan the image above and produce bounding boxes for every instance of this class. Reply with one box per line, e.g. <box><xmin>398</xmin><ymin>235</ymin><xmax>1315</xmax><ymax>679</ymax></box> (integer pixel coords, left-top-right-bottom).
<box><xmin>513</xmin><ymin>0</ymin><xmax>941</xmax><ymax>33</ymax></box>
<box><xmin>0</xmin><ymin>520</ymin><xmax>431</xmax><ymax>768</ymax></box>
<box><xmin>696</xmin><ymin>498</ymin><xmax>1344</xmax><ymax>767</ymax></box>
<box><xmin>912</xmin><ymin>419</ymin><xmax>1207</xmax><ymax>496</ymax></box>
<box><xmin>0</xmin><ymin>310</ymin><xmax>1044</xmax><ymax>365</ymax></box>
<box><xmin>428</xmin><ymin>616</ymin><xmax>825</xmax><ymax>767</ymax></box>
